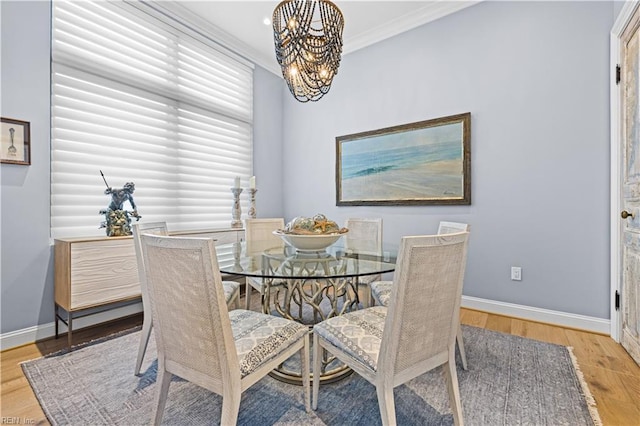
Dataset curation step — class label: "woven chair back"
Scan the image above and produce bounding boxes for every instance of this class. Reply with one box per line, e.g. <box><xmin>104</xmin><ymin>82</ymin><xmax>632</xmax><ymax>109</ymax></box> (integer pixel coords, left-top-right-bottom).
<box><xmin>437</xmin><ymin>221</ymin><xmax>470</xmax><ymax>235</ymax></box>
<box><xmin>141</xmin><ymin>234</ymin><xmax>238</xmax><ymax>384</ymax></box>
<box><xmin>379</xmin><ymin>232</ymin><xmax>470</xmax><ymax>376</ymax></box>
<box><xmin>245</xmin><ymin>218</ymin><xmax>285</xmax><ymax>253</ymax></box>
<box><xmin>344</xmin><ymin>218</ymin><xmax>383</xmax><ymax>255</ymax></box>
<box><xmin>132</xmin><ymin>222</ymin><xmax>169</xmax><ymax>313</ymax></box>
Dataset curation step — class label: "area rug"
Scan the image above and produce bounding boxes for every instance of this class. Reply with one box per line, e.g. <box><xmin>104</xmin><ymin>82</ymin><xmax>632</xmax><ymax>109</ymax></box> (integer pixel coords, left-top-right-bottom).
<box><xmin>22</xmin><ymin>325</ymin><xmax>601</xmax><ymax>425</ymax></box>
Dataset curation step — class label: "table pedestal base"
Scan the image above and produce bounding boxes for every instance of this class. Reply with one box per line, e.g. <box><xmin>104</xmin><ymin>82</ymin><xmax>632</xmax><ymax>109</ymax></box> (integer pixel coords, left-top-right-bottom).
<box><xmin>262</xmin><ymin>273</ymin><xmax>362</xmax><ymax>384</ymax></box>
<box><xmin>269</xmin><ymin>364</ymin><xmax>353</xmax><ymax>385</ymax></box>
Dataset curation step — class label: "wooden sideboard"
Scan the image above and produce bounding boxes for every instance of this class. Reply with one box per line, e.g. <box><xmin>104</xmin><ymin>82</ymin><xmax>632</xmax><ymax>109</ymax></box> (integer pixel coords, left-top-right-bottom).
<box><xmin>54</xmin><ymin>228</ymin><xmax>244</xmax><ymax>347</ymax></box>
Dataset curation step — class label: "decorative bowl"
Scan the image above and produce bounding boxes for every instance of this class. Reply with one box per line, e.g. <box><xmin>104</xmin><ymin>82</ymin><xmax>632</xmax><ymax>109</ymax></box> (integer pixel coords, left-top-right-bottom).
<box><xmin>273</xmin><ymin>230</ymin><xmax>347</xmax><ymax>252</ymax></box>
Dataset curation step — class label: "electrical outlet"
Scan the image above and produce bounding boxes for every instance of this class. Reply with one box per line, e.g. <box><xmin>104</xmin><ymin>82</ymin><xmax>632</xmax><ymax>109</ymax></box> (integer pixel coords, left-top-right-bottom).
<box><xmin>511</xmin><ymin>266</ymin><xmax>522</xmax><ymax>281</ymax></box>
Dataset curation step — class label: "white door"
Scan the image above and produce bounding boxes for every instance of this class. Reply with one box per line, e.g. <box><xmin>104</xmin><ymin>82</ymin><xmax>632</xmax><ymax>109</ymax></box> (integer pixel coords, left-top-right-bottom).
<box><xmin>619</xmin><ymin>5</ymin><xmax>640</xmax><ymax>366</ymax></box>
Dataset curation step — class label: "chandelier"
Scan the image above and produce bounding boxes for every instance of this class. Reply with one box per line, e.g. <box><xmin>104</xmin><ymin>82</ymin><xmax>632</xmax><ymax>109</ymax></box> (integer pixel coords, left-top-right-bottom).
<box><xmin>272</xmin><ymin>0</ymin><xmax>344</xmax><ymax>102</ymax></box>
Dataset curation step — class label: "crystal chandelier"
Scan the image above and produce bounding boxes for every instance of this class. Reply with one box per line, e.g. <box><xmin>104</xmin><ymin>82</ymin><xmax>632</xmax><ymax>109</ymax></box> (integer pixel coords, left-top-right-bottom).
<box><xmin>272</xmin><ymin>0</ymin><xmax>344</xmax><ymax>102</ymax></box>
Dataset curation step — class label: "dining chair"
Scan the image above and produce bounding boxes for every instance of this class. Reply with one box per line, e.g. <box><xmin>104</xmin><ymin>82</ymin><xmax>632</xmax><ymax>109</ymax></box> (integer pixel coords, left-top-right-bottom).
<box><xmin>344</xmin><ymin>218</ymin><xmax>383</xmax><ymax>307</ymax></box>
<box><xmin>140</xmin><ymin>234</ymin><xmax>310</xmax><ymax>425</ymax></box>
<box><xmin>313</xmin><ymin>232</ymin><xmax>470</xmax><ymax>425</ymax></box>
<box><xmin>243</xmin><ymin>218</ymin><xmax>285</xmax><ymax>310</ymax></box>
<box><xmin>437</xmin><ymin>221</ymin><xmax>470</xmax><ymax>235</ymax></box>
<box><xmin>131</xmin><ymin>222</ymin><xmax>241</xmax><ymax>376</ymax></box>
<box><xmin>370</xmin><ymin>221</ymin><xmax>470</xmax><ymax>370</ymax></box>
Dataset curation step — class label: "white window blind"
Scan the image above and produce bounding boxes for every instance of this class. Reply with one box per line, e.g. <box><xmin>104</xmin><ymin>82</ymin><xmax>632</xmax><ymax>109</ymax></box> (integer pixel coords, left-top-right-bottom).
<box><xmin>51</xmin><ymin>0</ymin><xmax>253</xmax><ymax>238</ymax></box>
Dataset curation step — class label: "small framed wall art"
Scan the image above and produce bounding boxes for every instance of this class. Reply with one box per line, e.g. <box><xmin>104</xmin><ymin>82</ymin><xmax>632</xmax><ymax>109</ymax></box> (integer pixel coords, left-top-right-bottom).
<box><xmin>1</xmin><ymin>117</ymin><xmax>31</xmax><ymax>165</ymax></box>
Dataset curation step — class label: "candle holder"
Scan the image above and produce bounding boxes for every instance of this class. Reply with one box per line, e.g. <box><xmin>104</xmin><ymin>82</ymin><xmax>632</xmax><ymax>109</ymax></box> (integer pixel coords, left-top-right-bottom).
<box><xmin>248</xmin><ymin>188</ymin><xmax>257</xmax><ymax>219</ymax></box>
<box><xmin>231</xmin><ymin>187</ymin><xmax>243</xmax><ymax>228</ymax></box>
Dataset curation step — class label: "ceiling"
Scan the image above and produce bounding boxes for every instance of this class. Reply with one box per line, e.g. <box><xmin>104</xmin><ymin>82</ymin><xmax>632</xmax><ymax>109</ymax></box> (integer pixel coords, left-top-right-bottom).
<box><xmin>174</xmin><ymin>1</ymin><xmax>479</xmax><ymax>75</ymax></box>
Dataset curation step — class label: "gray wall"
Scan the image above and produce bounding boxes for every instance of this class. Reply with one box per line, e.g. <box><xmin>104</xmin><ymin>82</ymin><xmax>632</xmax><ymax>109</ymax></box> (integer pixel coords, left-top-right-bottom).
<box><xmin>1</xmin><ymin>1</ymin><xmax>53</xmax><ymax>334</ymax></box>
<box><xmin>253</xmin><ymin>66</ymin><xmax>285</xmax><ymax>218</ymax></box>
<box><xmin>281</xmin><ymin>1</ymin><xmax>613</xmax><ymax>319</ymax></box>
<box><xmin>613</xmin><ymin>1</ymin><xmax>625</xmax><ymax>19</ymax></box>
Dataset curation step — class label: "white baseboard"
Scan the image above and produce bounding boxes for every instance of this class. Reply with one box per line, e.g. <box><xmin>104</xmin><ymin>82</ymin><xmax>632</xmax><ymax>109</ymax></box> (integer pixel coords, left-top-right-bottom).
<box><xmin>1</xmin><ymin>297</ymin><xmax>611</xmax><ymax>351</ymax></box>
<box><xmin>462</xmin><ymin>296</ymin><xmax>611</xmax><ymax>335</ymax></box>
<box><xmin>0</xmin><ymin>302</ymin><xmax>143</xmax><ymax>351</ymax></box>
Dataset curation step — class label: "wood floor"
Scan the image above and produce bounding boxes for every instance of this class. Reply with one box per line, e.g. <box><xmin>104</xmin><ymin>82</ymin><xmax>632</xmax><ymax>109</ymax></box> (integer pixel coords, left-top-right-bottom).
<box><xmin>1</xmin><ymin>307</ymin><xmax>639</xmax><ymax>425</ymax></box>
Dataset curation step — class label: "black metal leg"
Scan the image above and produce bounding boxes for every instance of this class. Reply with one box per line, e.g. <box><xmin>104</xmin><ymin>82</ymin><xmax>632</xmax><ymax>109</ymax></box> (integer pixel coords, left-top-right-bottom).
<box><xmin>54</xmin><ymin>304</ymin><xmax>59</xmax><ymax>338</ymax></box>
<box><xmin>67</xmin><ymin>313</ymin><xmax>72</xmax><ymax>348</ymax></box>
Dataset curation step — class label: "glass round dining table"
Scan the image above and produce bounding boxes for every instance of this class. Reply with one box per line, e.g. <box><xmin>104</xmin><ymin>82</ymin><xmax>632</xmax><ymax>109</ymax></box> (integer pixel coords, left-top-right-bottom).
<box><xmin>215</xmin><ymin>239</ymin><xmax>397</xmax><ymax>384</ymax></box>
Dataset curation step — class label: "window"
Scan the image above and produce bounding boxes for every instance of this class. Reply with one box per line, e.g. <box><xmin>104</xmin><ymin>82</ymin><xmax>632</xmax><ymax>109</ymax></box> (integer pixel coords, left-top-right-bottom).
<box><xmin>51</xmin><ymin>0</ymin><xmax>253</xmax><ymax>238</ymax></box>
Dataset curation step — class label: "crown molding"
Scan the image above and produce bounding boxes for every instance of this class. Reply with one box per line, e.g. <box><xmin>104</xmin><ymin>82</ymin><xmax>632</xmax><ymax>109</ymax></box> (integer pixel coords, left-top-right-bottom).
<box><xmin>135</xmin><ymin>1</ymin><xmax>480</xmax><ymax>77</ymax></box>
<box><xmin>344</xmin><ymin>1</ymin><xmax>481</xmax><ymax>55</ymax></box>
<box><xmin>138</xmin><ymin>0</ymin><xmax>282</xmax><ymax>75</ymax></box>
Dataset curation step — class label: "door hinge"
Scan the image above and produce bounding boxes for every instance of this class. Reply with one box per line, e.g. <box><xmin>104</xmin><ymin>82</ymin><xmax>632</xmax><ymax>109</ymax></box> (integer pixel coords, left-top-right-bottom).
<box><xmin>615</xmin><ymin>290</ymin><xmax>620</xmax><ymax>310</ymax></box>
<box><xmin>616</xmin><ymin>64</ymin><xmax>621</xmax><ymax>85</ymax></box>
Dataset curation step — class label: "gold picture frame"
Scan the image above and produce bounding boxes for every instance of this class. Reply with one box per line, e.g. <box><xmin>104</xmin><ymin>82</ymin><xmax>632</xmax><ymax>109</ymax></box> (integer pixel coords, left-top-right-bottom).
<box><xmin>336</xmin><ymin>112</ymin><xmax>471</xmax><ymax>206</ymax></box>
<box><xmin>1</xmin><ymin>117</ymin><xmax>31</xmax><ymax>165</ymax></box>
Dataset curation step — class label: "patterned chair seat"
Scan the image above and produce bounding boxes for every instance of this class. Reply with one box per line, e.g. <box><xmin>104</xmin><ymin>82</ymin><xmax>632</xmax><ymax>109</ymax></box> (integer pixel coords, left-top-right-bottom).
<box><xmin>230</xmin><ymin>310</ymin><xmax>309</xmax><ymax>377</ymax></box>
<box><xmin>369</xmin><ymin>281</ymin><xmax>393</xmax><ymax>307</ymax></box>
<box><xmin>313</xmin><ymin>306</ymin><xmax>387</xmax><ymax>371</ymax></box>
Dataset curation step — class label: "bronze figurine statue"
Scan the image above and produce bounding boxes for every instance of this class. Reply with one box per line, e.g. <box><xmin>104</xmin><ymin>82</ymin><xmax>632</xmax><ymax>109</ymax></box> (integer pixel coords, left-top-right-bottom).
<box><xmin>99</xmin><ymin>171</ymin><xmax>141</xmax><ymax>236</ymax></box>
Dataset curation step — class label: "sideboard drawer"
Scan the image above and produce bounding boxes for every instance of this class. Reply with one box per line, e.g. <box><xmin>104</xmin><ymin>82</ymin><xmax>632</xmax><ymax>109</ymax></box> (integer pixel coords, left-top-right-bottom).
<box><xmin>69</xmin><ymin>238</ymin><xmax>139</xmax><ymax>310</ymax></box>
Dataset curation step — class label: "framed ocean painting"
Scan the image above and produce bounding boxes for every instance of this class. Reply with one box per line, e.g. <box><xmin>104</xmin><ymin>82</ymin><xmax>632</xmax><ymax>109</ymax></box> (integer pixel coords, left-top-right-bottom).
<box><xmin>336</xmin><ymin>113</ymin><xmax>471</xmax><ymax>206</ymax></box>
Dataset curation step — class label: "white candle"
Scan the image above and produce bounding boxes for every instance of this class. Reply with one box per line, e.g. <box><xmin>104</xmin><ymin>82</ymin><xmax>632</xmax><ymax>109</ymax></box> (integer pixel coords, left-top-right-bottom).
<box><xmin>249</xmin><ymin>176</ymin><xmax>256</xmax><ymax>189</ymax></box>
<box><xmin>234</xmin><ymin>176</ymin><xmax>240</xmax><ymax>189</ymax></box>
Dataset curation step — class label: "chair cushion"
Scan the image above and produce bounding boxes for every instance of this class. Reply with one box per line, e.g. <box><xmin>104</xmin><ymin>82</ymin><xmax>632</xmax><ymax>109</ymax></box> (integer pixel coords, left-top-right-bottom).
<box><xmin>313</xmin><ymin>306</ymin><xmax>387</xmax><ymax>371</ymax></box>
<box><xmin>369</xmin><ymin>281</ymin><xmax>393</xmax><ymax>307</ymax></box>
<box><xmin>229</xmin><ymin>310</ymin><xmax>308</xmax><ymax>377</ymax></box>
<box><xmin>222</xmin><ymin>280</ymin><xmax>240</xmax><ymax>303</ymax></box>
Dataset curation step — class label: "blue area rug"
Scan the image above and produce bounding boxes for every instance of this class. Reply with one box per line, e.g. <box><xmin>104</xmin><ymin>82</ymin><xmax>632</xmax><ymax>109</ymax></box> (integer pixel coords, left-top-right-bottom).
<box><xmin>22</xmin><ymin>325</ymin><xmax>601</xmax><ymax>425</ymax></box>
